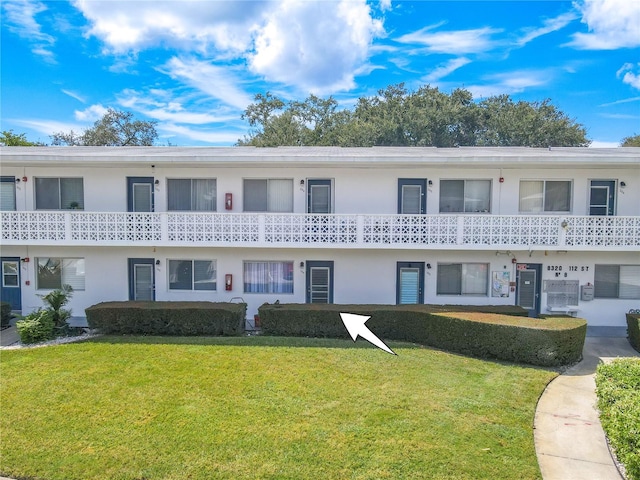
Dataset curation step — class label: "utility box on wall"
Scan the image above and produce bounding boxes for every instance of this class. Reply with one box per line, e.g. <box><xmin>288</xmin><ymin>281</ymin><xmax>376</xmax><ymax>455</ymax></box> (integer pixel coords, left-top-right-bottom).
<box><xmin>581</xmin><ymin>284</ymin><xmax>594</xmax><ymax>301</ymax></box>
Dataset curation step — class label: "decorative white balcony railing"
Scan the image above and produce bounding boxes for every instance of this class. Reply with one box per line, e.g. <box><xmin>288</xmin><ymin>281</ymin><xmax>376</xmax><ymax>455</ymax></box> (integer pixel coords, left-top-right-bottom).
<box><xmin>1</xmin><ymin>212</ymin><xmax>639</xmax><ymax>250</ymax></box>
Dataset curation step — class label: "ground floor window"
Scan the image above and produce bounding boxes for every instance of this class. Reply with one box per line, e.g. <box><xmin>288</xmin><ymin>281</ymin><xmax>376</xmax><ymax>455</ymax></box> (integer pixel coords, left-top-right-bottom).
<box><xmin>36</xmin><ymin>258</ymin><xmax>85</xmax><ymax>290</ymax></box>
<box><xmin>437</xmin><ymin>263</ymin><xmax>488</xmax><ymax>296</ymax></box>
<box><xmin>594</xmin><ymin>265</ymin><xmax>640</xmax><ymax>299</ymax></box>
<box><xmin>169</xmin><ymin>260</ymin><xmax>216</xmax><ymax>291</ymax></box>
<box><xmin>244</xmin><ymin>261</ymin><xmax>293</xmax><ymax>294</ymax></box>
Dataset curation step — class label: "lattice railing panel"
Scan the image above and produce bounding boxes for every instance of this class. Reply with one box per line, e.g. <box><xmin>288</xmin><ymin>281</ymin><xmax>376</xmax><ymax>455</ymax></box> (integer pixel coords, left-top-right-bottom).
<box><xmin>1</xmin><ymin>212</ymin><xmax>66</xmax><ymax>241</ymax></box>
<box><xmin>168</xmin><ymin>213</ymin><xmax>259</xmax><ymax>243</ymax></box>
<box><xmin>362</xmin><ymin>215</ymin><xmax>458</xmax><ymax>245</ymax></box>
<box><xmin>462</xmin><ymin>215</ymin><xmax>560</xmax><ymax>246</ymax></box>
<box><xmin>265</xmin><ymin>214</ymin><xmax>357</xmax><ymax>243</ymax></box>
<box><xmin>564</xmin><ymin>216</ymin><xmax>640</xmax><ymax>247</ymax></box>
<box><xmin>71</xmin><ymin>213</ymin><xmax>161</xmax><ymax>242</ymax></box>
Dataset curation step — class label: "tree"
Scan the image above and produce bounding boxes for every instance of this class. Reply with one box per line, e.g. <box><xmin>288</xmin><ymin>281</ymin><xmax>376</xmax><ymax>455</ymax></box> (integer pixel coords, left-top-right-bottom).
<box><xmin>621</xmin><ymin>134</ymin><xmax>640</xmax><ymax>147</ymax></box>
<box><xmin>237</xmin><ymin>84</ymin><xmax>590</xmax><ymax>147</ymax></box>
<box><xmin>51</xmin><ymin>109</ymin><xmax>158</xmax><ymax>146</ymax></box>
<box><xmin>0</xmin><ymin>130</ymin><xmax>44</xmax><ymax>146</ymax></box>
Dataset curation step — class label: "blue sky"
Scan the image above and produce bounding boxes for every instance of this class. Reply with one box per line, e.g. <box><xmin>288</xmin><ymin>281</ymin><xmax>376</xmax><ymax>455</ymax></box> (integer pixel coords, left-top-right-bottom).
<box><xmin>2</xmin><ymin>0</ymin><xmax>639</xmax><ymax>147</ymax></box>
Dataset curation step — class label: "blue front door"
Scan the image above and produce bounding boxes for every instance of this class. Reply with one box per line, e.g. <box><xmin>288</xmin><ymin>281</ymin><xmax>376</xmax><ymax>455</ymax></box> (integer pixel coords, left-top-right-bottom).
<box><xmin>396</xmin><ymin>262</ymin><xmax>425</xmax><ymax>304</ymax></box>
<box><xmin>1</xmin><ymin>257</ymin><xmax>21</xmax><ymax>310</ymax></box>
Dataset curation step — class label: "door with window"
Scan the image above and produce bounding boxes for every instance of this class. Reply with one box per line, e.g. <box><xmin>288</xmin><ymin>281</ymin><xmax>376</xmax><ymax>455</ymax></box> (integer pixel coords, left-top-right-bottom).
<box><xmin>306</xmin><ymin>261</ymin><xmax>334</xmax><ymax>304</ymax></box>
<box><xmin>127</xmin><ymin>177</ymin><xmax>154</xmax><ymax>212</ymax></box>
<box><xmin>397</xmin><ymin>262</ymin><xmax>424</xmax><ymax>304</ymax></box>
<box><xmin>307</xmin><ymin>180</ymin><xmax>332</xmax><ymax>214</ymax></box>
<box><xmin>398</xmin><ymin>179</ymin><xmax>426</xmax><ymax>214</ymax></box>
<box><xmin>128</xmin><ymin>258</ymin><xmax>155</xmax><ymax>301</ymax></box>
<box><xmin>0</xmin><ymin>258</ymin><xmax>21</xmax><ymax>310</ymax></box>
<box><xmin>516</xmin><ymin>264</ymin><xmax>541</xmax><ymax>317</ymax></box>
<box><xmin>589</xmin><ymin>180</ymin><xmax>616</xmax><ymax>216</ymax></box>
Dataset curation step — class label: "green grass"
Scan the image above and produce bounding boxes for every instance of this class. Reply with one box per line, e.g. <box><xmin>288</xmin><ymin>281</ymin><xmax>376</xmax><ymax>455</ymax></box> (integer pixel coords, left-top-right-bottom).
<box><xmin>595</xmin><ymin>358</ymin><xmax>640</xmax><ymax>480</ymax></box>
<box><xmin>1</xmin><ymin>336</ymin><xmax>557</xmax><ymax>480</ymax></box>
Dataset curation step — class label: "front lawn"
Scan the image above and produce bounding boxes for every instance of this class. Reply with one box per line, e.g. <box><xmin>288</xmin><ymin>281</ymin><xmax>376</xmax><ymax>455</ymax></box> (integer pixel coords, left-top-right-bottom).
<box><xmin>1</xmin><ymin>336</ymin><xmax>557</xmax><ymax>480</ymax></box>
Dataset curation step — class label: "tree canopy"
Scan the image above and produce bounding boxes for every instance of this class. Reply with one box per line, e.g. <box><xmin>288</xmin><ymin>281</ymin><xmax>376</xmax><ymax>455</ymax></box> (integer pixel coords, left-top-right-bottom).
<box><xmin>51</xmin><ymin>109</ymin><xmax>158</xmax><ymax>146</ymax></box>
<box><xmin>621</xmin><ymin>134</ymin><xmax>640</xmax><ymax>147</ymax></box>
<box><xmin>237</xmin><ymin>84</ymin><xmax>590</xmax><ymax>148</ymax></box>
<box><xmin>0</xmin><ymin>130</ymin><xmax>44</xmax><ymax>146</ymax></box>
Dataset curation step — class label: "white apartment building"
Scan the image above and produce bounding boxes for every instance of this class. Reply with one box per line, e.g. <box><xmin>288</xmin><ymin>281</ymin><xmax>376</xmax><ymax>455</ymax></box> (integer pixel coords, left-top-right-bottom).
<box><xmin>1</xmin><ymin>146</ymin><xmax>639</xmax><ymax>328</ymax></box>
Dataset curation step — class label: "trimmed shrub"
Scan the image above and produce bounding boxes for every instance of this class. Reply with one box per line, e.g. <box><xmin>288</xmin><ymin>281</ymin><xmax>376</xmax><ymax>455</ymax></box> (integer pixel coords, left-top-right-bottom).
<box><xmin>16</xmin><ymin>310</ymin><xmax>55</xmax><ymax>344</ymax></box>
<box><xmin>85</xmin><ymin>301</ymin><xmax>246</xmax><ymax>336</ymax></box>
<box><xmin>258</xmin><ymin>303</ymin><xmax>586</xmax><ymax>367</ymax></box>
<box><xmin>627</xmin><ymin>313</ymin><xmax>640</xmax><ymax>353</ymax></box>
<box><xmin>1</xmin><ymin>302</ymin><xmax>12</xmax><ymax>328</ymax></box>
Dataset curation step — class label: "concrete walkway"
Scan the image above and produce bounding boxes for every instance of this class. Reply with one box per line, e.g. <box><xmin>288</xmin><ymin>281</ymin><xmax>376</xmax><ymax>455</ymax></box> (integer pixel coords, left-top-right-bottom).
<box><xmin>535</xmin><ymin>333</ymin><xmax>639</xmax><ymax>480</ymax></box>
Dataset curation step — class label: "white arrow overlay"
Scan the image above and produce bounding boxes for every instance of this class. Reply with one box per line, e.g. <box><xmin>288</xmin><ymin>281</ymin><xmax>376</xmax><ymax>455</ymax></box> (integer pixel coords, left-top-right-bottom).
<box><xmin>340</xmin><ymin>313</ymin><xmax>396</xmax><ymax>355</ymax></box>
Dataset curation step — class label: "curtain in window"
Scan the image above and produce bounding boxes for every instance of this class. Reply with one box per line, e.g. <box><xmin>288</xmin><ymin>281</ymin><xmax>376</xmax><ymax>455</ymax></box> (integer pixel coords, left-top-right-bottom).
<box><xmin>192</xmin><ymin>179</ymin><xmax>216</xmax><ymax>211</ymax></box>
<box><xmin>462</xmin><ymin>264</ymin><xmax>488</xmax><ymax>295</ymax></box>
<box><xmin>244</xmin><ymin>262</ymin><xmax>293</xmax><ymax>293</ymax></box>
<box><xmin>519</xmin><ymin>181</ymin><xmax>543</xmax><ymax>212</ymax></box>
<box><xmin>620</xmin><ymin>266</ymin><xmax>640</xmax><ymax>299</ymax></box>
<box><xmin>544</xmin><ymin>181</ymin><xmax>571</xmax><ymax>212</ymax></box>
<box><xmin>168</xmin><ymin>179</ymin><xmax>191</xmax><ymax>210</ymax></box>
<box><xmin>244</xmin><ymin>179</ymin><xmax>268</xmax><ymax>212</ymax></box>
<box><xmin>35</xmin><ymin>178</ymin><xmax>60</xmax><ymax>209</ymax></box>
<box><xmin>268</xmin><ymin>179</ymin><xmax>293</xmax><ymax>212</ymax></box>
<box><xmin>60</xmin><ymin>178</ymin><xmax>84</xmax><ymax>209</ymax></box>
<box><xmin>464</xmin><ymin>180</ymin><xmax>490</xmax><ymax>212</ymax></box>
<box><xmin>0</xmin><ymin>178</ymin><xmax>16</xmax><ymax>211</ymax></box>
<box><xmin>62</xmin><ymin>259</ymin><xmax>85</xmax><ymax>290</ymax></box>
<box><xmin>440</xmin><ymin>180</ymin><xmax>464</xmax><ymax>212</ymax></box>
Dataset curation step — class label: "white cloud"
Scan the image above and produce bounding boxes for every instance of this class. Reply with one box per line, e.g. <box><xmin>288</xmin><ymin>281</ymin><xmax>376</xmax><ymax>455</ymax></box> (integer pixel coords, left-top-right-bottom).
<box><xmin>616</xmin><ymin>63</ymin><xmax>640</xmax><ymax>90</ymax></box>
<box><xmin>589</xmin><ymin>141</ymin><xmax>620</xmax><ymax>147</ymax></box>
<box><xmin>159</xmin><ymin>123</ymin><xmax>245</xmax><ymax>145</ymax></box>
<box><xmin>2</xmin><ymin>0</ymin><xmax>56</xmax><ymax>61</ymax></box>
<box><xmin>423</xmin><ymin>57</ymin><xmax>471</xmax><ymax>83</ymax></box>
<box><xmin>396</xmin><ymin>25</ymin><xmax>501</xmax><ymax>54</ymax></box>
<box><xmin>465</xmin><ymin>69</ymin><xmax>552</xmax><ymax>98</ymax></box>
<box><xmin>517</xmin><ymin>12</ymin><xmax>578</xmax><ymax>46</ymax></box>
<box><xmin>62</xmin><ymin>89</ymin><xmax>87</xmax><ymax>103</ymax></box>
<box><xmin>569</xmin><ymin>0</ymin><xmax>640</xmax><ymax>49</ymax></box>
<box><xmin>159</xmin><ymin>57</ymin><xmax>253</xmax><ymax>110</ymax></box>
<box><xmin>248</xmin><ymin>0</ymin><xmax>385</xmax><ymax>93</ymax></box>
<box><xmin>11</xmin><ymin>118</ymin><xmax>85</xmax><ymax>136</ymax></box>
<box><xmin>74</xmin><ymin>104</ymin><xmax>108</xmax><ymax>122</ymax></box>
<box><xmin>599</xmin><ymin>95</ymin><xmax>640</xmax><ymax>107</ymax></box>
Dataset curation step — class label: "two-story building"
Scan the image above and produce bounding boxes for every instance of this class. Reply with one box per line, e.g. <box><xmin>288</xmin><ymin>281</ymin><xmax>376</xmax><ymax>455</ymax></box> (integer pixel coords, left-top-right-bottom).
<box><xmin>1</xmin><ymin>146</ymin><xmax>638</xmax><ymax>328</ymax></box>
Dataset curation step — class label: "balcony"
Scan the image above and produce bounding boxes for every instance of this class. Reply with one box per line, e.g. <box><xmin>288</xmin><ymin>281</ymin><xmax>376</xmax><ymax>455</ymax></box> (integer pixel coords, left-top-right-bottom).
<box><xmin>1</xmin><ymin>211</ymin><xmax>639</xmax><ymax>250</ymax></box>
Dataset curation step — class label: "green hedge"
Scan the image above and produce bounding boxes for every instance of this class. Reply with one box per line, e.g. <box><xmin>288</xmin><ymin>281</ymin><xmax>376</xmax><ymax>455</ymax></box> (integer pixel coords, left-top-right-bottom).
<box><xmin>86</xmin><ymin>301</ymin><xmax>246</xmax><ymax>336</ymax></box>
<box><xmin>1</xmin><ymin>302</ymin><xmax>12</xmax><ymax>328</ymax></box>
<box><xmin>627</xmin><ymin>313</ymin><xmax>640</xmax><ymax>353</ymax></box>
<box><xmin>258</xmin><ymin>304</ymin><xmax>586</xmax><ymax>367</ymax></box>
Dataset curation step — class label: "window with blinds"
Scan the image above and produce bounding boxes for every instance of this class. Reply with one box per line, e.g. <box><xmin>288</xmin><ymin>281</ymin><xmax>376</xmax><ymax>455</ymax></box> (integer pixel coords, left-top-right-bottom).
<box><xmin>35</xmin><ymin>177</ymin><xmax>84</xmax><ymax>210</ymax></box>
<box><xmin>519</xmin><ymin>180</ymin><xmax>571</xmax><ymax>213</ymax></box>
<box><xmin>243</xmin><ymin>179</ymin><xmax>293</xmax><ymax>212</ymax></box>
<box><xmin>439</xmin><ymin>180</ymin><xmax>491</xmax><ymax>213</ymax></box>
<box><xmin>437</xmin><ymin>263</ymin><xmax>488</xmax><ymax>296</ymax></box>
<box><xmin>595</xmin><ymin>265</ymin><xmax>640</xmax><ymax>299</ymax></box>
<box><xmin>0</xmin><ymin>177</ymin><xmax>16</xmax><ymax>211</ymax></box>
<box><xmin>36</xmin><ymin>258</ymin><xmax>85</xmax><ymax>290</ymax></box>
<box><xmin>167</xmin><ymin>179</ymin><xmax>217</xmax><ymax>211</ymax></box>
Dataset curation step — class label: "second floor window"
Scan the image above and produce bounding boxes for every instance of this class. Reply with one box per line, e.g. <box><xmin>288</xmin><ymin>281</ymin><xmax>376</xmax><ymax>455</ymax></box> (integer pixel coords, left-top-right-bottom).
<box><xmin>35</xmin><ymin>177</ymin><xmax>84</xmax><ymax>210</ymax></box>
<box><xmin>440</xmin><ymin>180</ymin><xmax>491</xmax><ymax>213</ymax></box>
<box><xmin>168</xmin><ymin>179</ymin><xmax>217</xmax><ymax>211</ymax></box>
<box><xmin>243</xmin><ymin>179</ymin><xmax>293</xmax><ymax>212</ymax></box>
<box><xmin>519</xmin><ymin>180</ymin><xmax>571</xmax><ymax>213</ymax></box>
<box><xmin>0</xmin><ymin>176</ymin><xmax>16</xmax><ymax>211</ymax></box>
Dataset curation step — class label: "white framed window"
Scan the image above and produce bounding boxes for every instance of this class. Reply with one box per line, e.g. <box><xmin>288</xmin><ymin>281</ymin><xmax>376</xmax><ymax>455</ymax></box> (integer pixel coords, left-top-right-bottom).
<box><xmin>437</xmin><ymin>263</ymin><xmax>488</xmax><ymax>296</ymax></box>
<box><xmin>440</xmin><ymin>180</ymin><xmax>491</xmax><ymax>213</ymax></box>
<box><xmin>519</xmin><ymin>180</ymin><xmax>571</xmax><ymax>213</ymax></box>
<box><xmin>243</xmin><ymin>261</ymin><xmax>294</xmax><ymax>294</ymax></box>
<box><xmin>0</xmin><ymin>176</ymin><xmax>16</xmax><ymax>211</ymax></box>
<box><xmin>35</xmin><ymin>177</ymin><xmax>84</xmax><ymax>210</ymax></box>
<box><xmin>594</xmin><ymin>265</ymin><xmax>640</xmax><ymax>299</ymax></box>
<box><xmin>243</xmin><ymin>179</ymin><xmax>293</xmax><ymax>212</ymax></box>
<box><xmin>36</xmin><ymin>258</ymin><xmax>85</xmax><ymax>290</ymax></box>
<box><xmin>167</xmin><ymin>179</ymin><xmax>217</xmax><ymax>211</ymax></box>
<box><xmin>169</xmin><ymin>260</ymin><xmax>216</xmax><ymax>291</ymax></box>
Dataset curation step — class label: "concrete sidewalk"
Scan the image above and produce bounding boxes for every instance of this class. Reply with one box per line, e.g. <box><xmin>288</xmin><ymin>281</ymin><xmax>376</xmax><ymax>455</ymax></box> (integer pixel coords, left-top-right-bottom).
<box><xmin>535</xmin><ymin>334</ymin><xmax>639</xmax><ymax>480</ymax></box>
<box><xmin>0</xmin><ymin>325</ymin><xmax>20</xmax><ymax>347</ymax></box>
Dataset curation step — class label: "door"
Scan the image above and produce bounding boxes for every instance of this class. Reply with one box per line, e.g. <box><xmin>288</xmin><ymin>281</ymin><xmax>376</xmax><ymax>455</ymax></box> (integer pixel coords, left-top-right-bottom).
<box><xmin>0</xmin><ymin>258</ymin><xmax>21</xmax><ymax>310</ymax></box>
<box><xmin>398</xmin><ymin>179</ymin><xmax>426</xmax><ymax>214</ymax></box>
<box><xmin>396</xmin><ymin>262</ymin><xmax>424</xmax><ymax>304</ymax></box>
<box><xmin>128</xmin><ymin>258</ymin><xmax>155</xmax><ymax>301</ymax></box>
<box><xmin>307</xmin><ymin>179</ymin><xmax>332</xmax><ymax>214</ymax></box>
<box><xmin>516</xmin><ymin>263</ymin><xmax>541</xmax><ymax>317</ymax></box>
<box><xmin>306</xmin><ymin>261</ymin><xmax>334</xmax><ymax>303</ymax></box>
<box><xmin>589</xmin><ymin>180</ymin><xmax>615</xmax><ymax>216</ymax></box>
<box><xmin>127</xmin><ymin>177</ymin><xmax>154</xmax><ymax>212</ymax></box>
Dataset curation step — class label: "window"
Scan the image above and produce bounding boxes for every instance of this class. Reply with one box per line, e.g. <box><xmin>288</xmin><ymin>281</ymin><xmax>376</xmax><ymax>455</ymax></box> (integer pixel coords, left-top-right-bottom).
<box><xmin>36</xmin><ymin>258</ymin><xmax>85</xmax><ymax>290</ymax></box>
<box><xmin>440</xmin><ymin>180</ymin><xmax>491</xmax><ymax>213</ymax></box>
<box><xmin>169</xmin><ymin>260</ymin><xmax>216</xmax><ymax>291</ymax></box>
<box><xmin>243</xmin><ymin>179</ymin><xmax>293</xmax><ymax>212</ymax></box>
<box><xmin>244</xmin><ymin>261</ymin><xmax>294</xmax><ymax>294</ymax></box>
<box><xmin>35</xmin><ymin>177</ymin><xmax>84</xmax><ymax>210</ymax></box>
<box><xmin>594</xmin><ymin>265</ymin><xmax>640</xmax><ymax>299</ymax></box>
<box><xmin>168</xmin><ymin>179</ymin><xmax>216</xmax><ymax>211</ymax></box>
<box><xmin>437</xmin><ymin>263</ymin><xmax>488</xmax><ymax>296</ymax></box>
<box><xmin>0</xmin><ymin>176</ymin><xmax>16</xmax><ymax>211</ymax></box>
<box><xmin>519</xmin><ymin>180</ymin><xmax>571</xmax><ymax>213</ymax></box>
